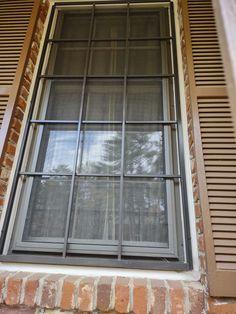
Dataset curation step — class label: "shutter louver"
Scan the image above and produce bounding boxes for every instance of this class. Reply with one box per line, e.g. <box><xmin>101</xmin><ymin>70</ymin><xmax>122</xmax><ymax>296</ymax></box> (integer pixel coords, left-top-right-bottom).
<box><xmin>0</xmin><ymin>0</ymin><xmax>40</xmax><ymax>158</ymax></box>
<box><xmin>182</xmin><ymin>0</ymin><xmax>236</xmax><ymax>296</ymax></box>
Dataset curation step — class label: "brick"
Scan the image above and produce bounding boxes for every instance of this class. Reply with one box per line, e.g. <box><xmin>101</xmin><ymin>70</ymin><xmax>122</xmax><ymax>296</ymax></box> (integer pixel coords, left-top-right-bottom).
<box><xmin>9</xmin><ymin>130</ymin><xmax>19</xmax><ymax>145</ymax></box>
<box><xmin>150</xmin><ymin>280</ymin><xmax>166</xmax><ymax>314</ymax></box>
<box><xmin>24</xmin><ymin>272</ymin><xmax>46</xmax><ymax>307</ymax></box>
<box><xmin>12</xmin><ymin>118</ymin><xmax>21</xmax><ymax>134</ymax></box>
<box><xmin>198</xmin><ymin>234</ymin><xmax>205</xmax><ymax>252</ymax></box>
<box><xmin>133</xmin><ymin>279</ymin><xmax>148</xmax><ymax>314</ymax></box>
<box><xmin>97</xmin><ymin>277</ymin><xmax>113</xmax><ymax>312</ymax></box>
<box><xmin>5</xmin><ymin>272</ymin><xmax>29</xmax><ymax>306</ymax></box>
<box><xmin>5</xmin><ymin>143</ymin><xmax>16</xmax><ymax>156</ymax></box>
<box><xmin>115</xmin><ymin>277</ymin><xmax>130</xmax><ymax>314</ymax></box>
<box><xmin>208</xmin><ymin>297</ymin><xmax>236</xmax><ymax>314</ymax></box>
<box><xmin>188</xmin><ymin>285</ymin><xmax>204</xmax><ymax>314</ymax></box>
<box><xmin>40</xmin><ymin>274</ymin><xmax>64</xmax><ymax>309</ymax></box>
<box><xmin>194</xmin><ymin>203</ymin><xmax>201</xmax><ymax>218</ymax></box>
<box><xmin>168</xmin><ymin>281</ymin><xmax>184</xmax><ymax>314</ymax></box>
<box><xmin>18</xmin><ymin>97</ymin><xmax>27</xmax><ymax>111</ymax></box>
<box><xmin>60</xmin><ymin>276</ymin><xmax>78</xmax><ymax>311</ymax></box>
<box><xmin>20</xmin><ymin>86</ymin><xmax>29</xmax><ymax>102</ymax></box>
<box><xmin>78</xmin><ymin>277</ymin><xmax>96</xmax><ymax>312</ymax></box>
<box><xmin>0</xmin><ymin>306</ymin><xmax>35</xmax><ymax>314</ymax></box>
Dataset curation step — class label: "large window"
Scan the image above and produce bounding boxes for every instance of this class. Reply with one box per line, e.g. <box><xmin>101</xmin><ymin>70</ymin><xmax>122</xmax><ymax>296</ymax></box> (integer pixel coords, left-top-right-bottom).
<box><xmin>2</xmin><ymin>1</ymin><xmax>191</xmax><ymax>269</ymax></box>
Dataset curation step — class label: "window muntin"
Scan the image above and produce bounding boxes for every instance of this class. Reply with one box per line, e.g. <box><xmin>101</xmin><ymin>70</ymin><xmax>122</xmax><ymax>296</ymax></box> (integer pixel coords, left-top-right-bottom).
<box><xmin>4</xmin><ymin>1</ymin><xmax>190</xmax><ymax>267</ymax></box>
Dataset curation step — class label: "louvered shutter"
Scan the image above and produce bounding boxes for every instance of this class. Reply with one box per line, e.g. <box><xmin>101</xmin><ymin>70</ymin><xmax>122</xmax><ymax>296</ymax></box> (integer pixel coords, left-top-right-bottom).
<box><xmin>182</xmin><ymin>0</ymin><xmax>236</xmax><ymax>297</ymax></box>
<box><xmin>0</xmin><ymin>0</ymin><xmax>40</xmax><ymax>156</ymax></box>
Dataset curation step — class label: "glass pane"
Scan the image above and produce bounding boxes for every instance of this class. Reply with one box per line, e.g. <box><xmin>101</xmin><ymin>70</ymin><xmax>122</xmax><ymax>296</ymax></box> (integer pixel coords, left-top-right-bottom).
<box><xmin>27</xmin><ymin>125</ymin><xmax>77</xmax><ymax>174</ymax></box>
<box><xmin>70</xmin><ymin>177</ymin><xmax>119</xmax><ymax>240</ymax></box>
<box><xmin>130</xmin><ymin>9</ymin><xmax>169</xmax><ymax>38</ymax></box>
<box><xmin>93</xmin><ymin>12</ymin><xmax>126</xmax><ymax>39</ymax></box>
<box><xmin>89</xmin><ymin>46</ymin><xmax>125</xmax><ymax>75</ymax></box>
<box><xmin>22</xmin><ymin>176</ymin><xmax>71</xmax><ymax>240</ymax></box>
<box><xmin>56</xmin><ymin>11</ymin><xmax>91</xmax><ymax>39</ymax></box>
<box><xmin>128</xmin><ymin>41</ymin><xmax>171</xmax><ymax>75</ymax></box>
<box><xmin>47</xmin><ymin>43</ymin><xmax>87</xmax><ymax>75</ymax></box>
<box><xmin>84</xmin><ymin>80</ymin><xmax>123</xmax><ymax>121</ymax></box>
<box><xmin>127</xmin><ymin>79</ymin><xmax>163</xmax><ymax>121</ymax></box>
<box><xmin>38</xmin><ymin>80</ymin><xmax>82</xmax><ymax>120</ymax></box>
<box><xmin>78</xmin><ymin>124</ymin><xmax>122</xmax><ymax>174</ymax></box>
<box><xmin>123</xmin><ymin>179</ymin><xmax>168</xmax><ymax>244</ymax></box>
<box><xmin>125</xmin><ymin>125</ymin><xmax>164</xmax><ymax>175</ymax></box>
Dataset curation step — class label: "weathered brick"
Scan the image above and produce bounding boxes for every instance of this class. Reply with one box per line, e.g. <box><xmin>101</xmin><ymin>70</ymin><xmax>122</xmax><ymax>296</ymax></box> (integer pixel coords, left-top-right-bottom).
<box><xmin>133</xmin><ymin>278</ymin><xmax>148</xmax><ymax>314</ymax></box>
<box><xmin>5</xmin><ymin>273</ymin><xmax>29</xmax><ymax>306</ymax></box>
<box><xmin>24</xmin><ymin>273</ymin><xmax>46</xmax><ymax>307</ymax></box>
<box><xmin>168</xmin><ymin>281</ymin><xmax>184</xmax><ymax>314</ymax></box>
<box><xmin>188</xmin><ymin>285</ymin><xmax>204</xmax><ymax>314</ymax></box>
<box><xmin>97</xmin><ymin>277</ymin><xmax>113</xmax><ymax>312</ymax></box>
<box><xmin>78</xmin><ymin>277</ymin><xmax>96</xmax><ymax>312</ymax></box>
<box><xmin>60</xmin><ymin>275</ymin><xmax>78</xmax><ymax>311</ymax></box>
<box><xmin>150</xmin><ymin>280</ymin><xmax>166</xmax><ymax>314</ymax></box>
<box><xmin>115</xmin><ymin>277</ymin><xmax>130</xmax><ymax>314</ymax></box>
<box><xmin>40</xmin><ymin>274</ymin><xmax>64</xmax><ymax>309</ymax></box>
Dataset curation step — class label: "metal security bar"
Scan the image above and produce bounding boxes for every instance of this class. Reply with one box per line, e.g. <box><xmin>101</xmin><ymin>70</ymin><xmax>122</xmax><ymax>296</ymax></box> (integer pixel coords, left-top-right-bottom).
<box><xmin>0</xmin><ymin>0</ymin><xmax>192</xmax><ymax>270</ymax></box>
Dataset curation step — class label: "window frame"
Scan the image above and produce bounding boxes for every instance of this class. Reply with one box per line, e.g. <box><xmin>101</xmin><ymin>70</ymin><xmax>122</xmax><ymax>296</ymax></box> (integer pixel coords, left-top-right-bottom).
<box><xmin>0</xmin><ymin>0</ymin><xmax>192</xmax><ymax>271</ymax></box>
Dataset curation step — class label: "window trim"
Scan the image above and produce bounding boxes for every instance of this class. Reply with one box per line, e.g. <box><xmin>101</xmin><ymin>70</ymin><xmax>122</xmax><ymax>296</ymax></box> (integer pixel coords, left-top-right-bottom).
<box><xmin>0</xmin><ymin>0</ymin><xmax>192</xmax><ymax>271</ymax></box>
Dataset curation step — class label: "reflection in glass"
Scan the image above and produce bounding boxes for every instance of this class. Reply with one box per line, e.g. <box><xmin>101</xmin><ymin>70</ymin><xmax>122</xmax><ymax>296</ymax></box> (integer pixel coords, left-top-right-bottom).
<box><xmin>127</xmin><ymin>80</ymin><xmax>163</xmax><ymax>121</ymax></box>
<box><xmin>125</xmin><ymin>125</ymin><xmax>164</xmax><ymax>175</ymax></box>
<box><xmin>70</xmin><ymin>178</ymin><xmax>119</xmax><ymax>240</ymax></box>
<box><xmin>78</xmin><ymin>125</ymin><xmax>122</xmax><ymax>174</ymax></box>
<box><xmin>27</xmin><ymin>125</ymin><xmax>77</xmax><ymax>173</ymax></box>
<box><xmin>93</xmin><ymin>12</ymin><xmax>126</xmax><ymax>39</ymax></box>
<box><xmin>124</xmin><ymin>180</ymin><xmax>168</xmax><ymax>244</ymax></box>
<box><xmin>40</xmin><ymin>81</ymin><xmax>82</xmax><ymax>120</ymax></box>
<box><xmin>84</xmin><ymin>80</ymin><xmax>123</xmax><ymax>121</ymax></box>
<box><xmin>22</xmin><ymin>176</ymin><xmax>71</xmax><ymax>240</ymax></box>
<box><xmin>57</xmin><ymin>12</ymin><xmax>91</xmax><ymax>39</ymax></box>
<box><xmin>47</xmin><ymin>43</ymin><xmax>87</xmax><ymax>75</ymax></box>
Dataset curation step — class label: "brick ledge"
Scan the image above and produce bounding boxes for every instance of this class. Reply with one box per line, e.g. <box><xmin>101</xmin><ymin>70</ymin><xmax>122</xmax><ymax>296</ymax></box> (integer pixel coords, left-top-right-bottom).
<box><xmin>0</xmin><ymin>271</ymin><xmax>204</xmax><ymax>313</ymax></box>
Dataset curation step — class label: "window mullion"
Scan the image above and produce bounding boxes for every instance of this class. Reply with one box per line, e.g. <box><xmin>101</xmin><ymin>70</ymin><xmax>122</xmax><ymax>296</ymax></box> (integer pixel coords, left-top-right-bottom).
<box><xmin>118</xmin><ymin>3</ymin><xmax>130</xmax><ymax>260</ymax></box>
<box><xmin>62</xmin><ymin>4</ymin><xmax>95</xmax><ymax>257</ymax></box>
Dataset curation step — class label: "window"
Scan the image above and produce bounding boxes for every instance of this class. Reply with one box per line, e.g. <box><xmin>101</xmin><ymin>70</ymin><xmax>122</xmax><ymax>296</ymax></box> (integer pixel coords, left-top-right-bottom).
<box><xmin>2</xmin><ymin>0</ymin><xmax>191</xmax><ymax>269</ymax></box>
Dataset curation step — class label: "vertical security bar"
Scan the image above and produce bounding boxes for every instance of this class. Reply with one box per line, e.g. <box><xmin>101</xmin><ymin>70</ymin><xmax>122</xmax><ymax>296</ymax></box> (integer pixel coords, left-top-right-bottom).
<box><xmin>170</xmin><ymin>2</ymin><xmax>192</xmax><ymax>267</ymax></box>
<box><xmin>62</xmin><ymin>4</ymin><xmax>95</xmax><ymax>257</ymax></box>
<box><xmin>118</xmin><ymin>3</ymin><xmax>130</xmax><ymax>260</ymax></box>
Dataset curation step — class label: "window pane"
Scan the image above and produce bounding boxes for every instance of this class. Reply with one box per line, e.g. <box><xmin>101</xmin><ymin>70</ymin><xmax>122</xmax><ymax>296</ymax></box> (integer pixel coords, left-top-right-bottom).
<box><xmin>125</xmin><ymin>125</ymin><xmax>164</xmax><ymax>175</ymax></box>
<box><xmin>84</xmin><ymin>80</ymin><xmax>123</xmax><ymax>121</ymax></box>
<box><xmin>89</xmin><ymin>45</ymin><xmax>125</xmax><ymax>75</ymax></box>
<box><xmin>123</xmin><ymin>179</ymin><xmax>168</xmax><ymax>244</ymax></box>
<box><xmin>47</xmin><ymin>43</ymin><xmax>87</xmax><ymax>75</ymax></box>
<box><xmin>22</xmin><ymin>176</ymin><xmax>71</xmax><ymax>240</ymax></box>
<box><xmin>127</xmin><ymin>79</ymin><xmax>163</xmax><ymax>121</ymax></box>
<box><xmin>130</xmin><ymin>8</ymin><xmax>170</xmax><ymax>38</ymax></box>
<box><xmin>70</xmin><ymin>177</ymin><xmax>119</xmax><ymax>240</ymax></box>
<box><xmin>56</xmin><ymin>11</ymin><xmax>91</xmax><ymax>39</ymax></box>
<box><xmin>27</xmin><ymin>125</ymin><xmax>77</xmax><ymax>174</ymax></box>
<box><xmin>78</xmin><ymin>124</ymin><xmax>122</xmax><ymax>174</ymax></box>
<box><xmin>128</xmin><ymin>41</ymin><xmax>171</xmax><ymax>75</ymax></box>
<box><xmin>93</xmin><ymin>12</ymin><xmax>126</xmax><ymax>39</ymax></box>
<box><xmin>38</xmin><ymin>80</ymin><xmax>82</xmax><ymax>120</ymax></box>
